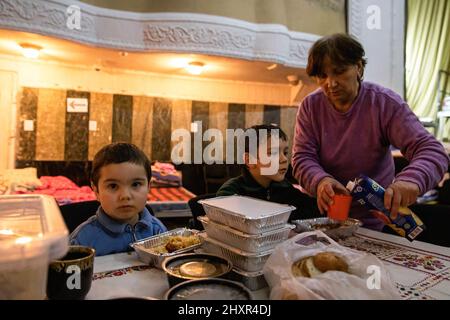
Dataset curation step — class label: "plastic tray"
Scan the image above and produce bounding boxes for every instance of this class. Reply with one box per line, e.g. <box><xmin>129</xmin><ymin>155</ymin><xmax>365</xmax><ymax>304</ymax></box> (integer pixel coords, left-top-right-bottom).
<box><xmin>198</xmin><ymin>216</ymin><xmax>293</xmax><ymax>253</ymax></box>
<box><xmin>0</xmin><ymin>194</ymin><xmax>69</xmax><ymax>299</ymax></box>
<box><xmin>292</xmin><ymin>217</ymin><xmax>362</xmax><ymax>239</ymax></box>
<box><xmin>200</xmin><ymin>233</ymin><xmax>273</xmax><ymax>272</ymax></box>
<box><xmin>130</xmin><ymin>228</ymin><xmax>202</xmax><ymax>269</ymax></box>
<box><xmin>199</xmin><ymin>195</ymin><xmax>294</xmax><ymax>234</ymax></box>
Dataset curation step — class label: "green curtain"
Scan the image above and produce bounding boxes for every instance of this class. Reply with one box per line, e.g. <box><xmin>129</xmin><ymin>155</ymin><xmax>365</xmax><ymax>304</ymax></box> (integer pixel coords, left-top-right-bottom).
<box><xmin>406</xmin><ymin>0</ymin><xmax>450</xmax><ymax>139</ymax></box>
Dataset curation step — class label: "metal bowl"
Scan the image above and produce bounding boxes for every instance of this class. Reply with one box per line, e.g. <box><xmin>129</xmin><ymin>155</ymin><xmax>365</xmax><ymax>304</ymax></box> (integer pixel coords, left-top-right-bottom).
<box><xmin>164</xmin><ymin>278</ymin><xmax>253</xmax><ymax>300</ymax></box>
<box><xmin>162</xmin><ymin>252</ymin><xmax>233</xmax><ymax>287</ymax></box>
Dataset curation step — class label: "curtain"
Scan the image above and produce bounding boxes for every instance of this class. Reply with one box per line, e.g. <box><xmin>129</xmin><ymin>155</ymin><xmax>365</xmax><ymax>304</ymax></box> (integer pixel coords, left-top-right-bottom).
<box><xmin>406</xmin><ymin>0</ymin><xmax>450</xmax><ymax>138</ymax></box>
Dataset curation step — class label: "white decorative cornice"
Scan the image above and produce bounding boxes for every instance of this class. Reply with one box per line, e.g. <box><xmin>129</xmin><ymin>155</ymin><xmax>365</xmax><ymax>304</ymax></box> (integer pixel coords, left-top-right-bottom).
<box><xmin>305</xmin><ymin>0</ymin><xmax>345</xmax><ymax>12</ymax></box>
<box><xmin>348</xmin><ymin>0</ymin><xmax>363</xmax><ymax>40</ymax></box>
<box><xmin>0</xmin><ymin>0</ymin><xmax>320</xmax><ymax>68</ymax></box>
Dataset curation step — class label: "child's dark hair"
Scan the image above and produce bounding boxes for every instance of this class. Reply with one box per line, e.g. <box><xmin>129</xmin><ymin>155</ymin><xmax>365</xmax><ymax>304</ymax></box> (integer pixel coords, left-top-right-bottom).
<box><xmin>91</xmin><ymin>142</ymin><xmax>152</xmax><ymax>187</ymax></box>
<box><xmin>244</xmin><ymin>124</ymin><xmax>287</xmax><ymax>153</ymax></box>
<box><xmin>242</xmin><ymin>124</ymin><xmax>287</xmax><ymax>172</ymax></box>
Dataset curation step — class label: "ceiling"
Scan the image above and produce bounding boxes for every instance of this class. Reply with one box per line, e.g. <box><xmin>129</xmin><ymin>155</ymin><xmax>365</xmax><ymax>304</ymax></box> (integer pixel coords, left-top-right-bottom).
<box><xmin>0</xmin><ymin>29</ymin><xmax>312</xmax><ymax>85</ymax></box>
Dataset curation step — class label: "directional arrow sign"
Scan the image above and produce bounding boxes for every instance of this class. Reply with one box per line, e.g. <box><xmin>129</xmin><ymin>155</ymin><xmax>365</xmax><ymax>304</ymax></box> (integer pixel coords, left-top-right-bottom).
<box><xmin>67</xmin><ymin>98</ymin><xmax>88</xmax><ymax>113</ymax></box>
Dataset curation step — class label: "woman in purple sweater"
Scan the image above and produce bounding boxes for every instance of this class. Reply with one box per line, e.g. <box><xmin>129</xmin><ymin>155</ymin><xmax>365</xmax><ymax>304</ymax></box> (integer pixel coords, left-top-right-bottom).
<box><xmin>292</xmin><ymin>33</ymin><xmax>449</xmax><ymax>230</ymax></box>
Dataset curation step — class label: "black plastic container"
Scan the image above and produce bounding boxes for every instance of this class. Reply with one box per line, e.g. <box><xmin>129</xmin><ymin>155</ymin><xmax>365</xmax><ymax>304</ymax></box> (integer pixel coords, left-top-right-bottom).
<box><xmin>164</xmin><ymin>278</ymin><xmax>253</xmax><ymax>300</ymax></box>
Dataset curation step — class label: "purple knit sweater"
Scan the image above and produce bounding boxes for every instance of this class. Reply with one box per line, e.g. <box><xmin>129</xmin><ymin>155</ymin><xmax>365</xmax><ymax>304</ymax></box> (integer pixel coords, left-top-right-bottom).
<box><xmin>292</xmin><ymin>82</ymin><xmax>449</xmax><ymax>229</ymax></box>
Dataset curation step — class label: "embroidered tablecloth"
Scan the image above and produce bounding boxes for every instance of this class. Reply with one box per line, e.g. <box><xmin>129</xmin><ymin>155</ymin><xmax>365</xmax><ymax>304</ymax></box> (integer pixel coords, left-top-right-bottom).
<box><xmin>86</xmin><ymin>228</ymin><xmax>450</xmax><ymax>300</ymax></box>
<box><xmin>86</xmin><ymin>251</ymin><xmax>269</xmax><ymax>300</ymax></box>
<box><xmin>340</xmin><ymin>228</ymin><xmax>450</xmax><ymax>300</ymax></box>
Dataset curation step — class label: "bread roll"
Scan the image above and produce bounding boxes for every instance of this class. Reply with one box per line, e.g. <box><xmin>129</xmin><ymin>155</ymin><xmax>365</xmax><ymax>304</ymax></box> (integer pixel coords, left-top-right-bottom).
<box><xmin>313</xmin><ymin>252</ymin><xmax>348</xmax><ymax>273</ymax></box>
<box><xmin>291</xmin><ymin>252</ymin><xmax>348</xmax><ymax>278</ymax></box>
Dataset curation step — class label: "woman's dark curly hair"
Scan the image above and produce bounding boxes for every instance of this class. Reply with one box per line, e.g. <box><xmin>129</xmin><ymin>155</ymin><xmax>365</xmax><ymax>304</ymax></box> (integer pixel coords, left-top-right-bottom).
<box><xmin>306</xmin><ymin>33</ymin><xmax>367</xmax><ymax>80</ymax></box>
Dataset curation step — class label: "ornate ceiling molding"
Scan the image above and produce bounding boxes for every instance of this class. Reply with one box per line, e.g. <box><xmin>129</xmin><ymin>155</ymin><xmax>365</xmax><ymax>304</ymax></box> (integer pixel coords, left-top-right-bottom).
<box><xmin>0</xmin><ymin>0</ymin><xmax>320</xmax><ymax>68</ymax></box>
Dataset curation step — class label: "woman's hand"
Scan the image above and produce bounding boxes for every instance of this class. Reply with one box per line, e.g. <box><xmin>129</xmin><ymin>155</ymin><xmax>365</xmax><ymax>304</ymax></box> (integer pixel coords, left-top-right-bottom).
<box><xmin>384</xmin><ymin>181</ymin><xmax>420</xmax><ymax>219</ymax></box>
<box><xmin>316</xmin><ymin>177</ymin><xmax>350</xmax><ymax>214</ymax></box>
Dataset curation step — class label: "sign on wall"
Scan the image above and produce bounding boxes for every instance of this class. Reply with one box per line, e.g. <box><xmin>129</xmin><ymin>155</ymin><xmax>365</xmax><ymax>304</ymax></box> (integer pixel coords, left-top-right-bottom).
<box><xmin>67</xmin><ymin>98</ymin><xmax>88</xmax><ymax>113</ymax></box>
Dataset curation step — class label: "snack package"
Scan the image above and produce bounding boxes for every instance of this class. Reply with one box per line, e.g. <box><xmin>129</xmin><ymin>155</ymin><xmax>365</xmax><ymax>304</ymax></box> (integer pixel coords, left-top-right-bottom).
<box><xmin>263</xmin><ymin>231</ymin><xmax>400</xmax><ymax>300</ymax></box>
<box><xmin>346</xmin><ymin>175</ymin><xmax>425</xmax><ymax>241</ymax></box>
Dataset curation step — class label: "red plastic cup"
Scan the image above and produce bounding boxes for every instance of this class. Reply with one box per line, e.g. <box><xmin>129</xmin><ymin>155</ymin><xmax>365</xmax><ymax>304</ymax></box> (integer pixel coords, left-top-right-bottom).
<box><xmin>327</xmin><ymin>194</ymin><xmax>352</xmax><ymax>221</ymax></box>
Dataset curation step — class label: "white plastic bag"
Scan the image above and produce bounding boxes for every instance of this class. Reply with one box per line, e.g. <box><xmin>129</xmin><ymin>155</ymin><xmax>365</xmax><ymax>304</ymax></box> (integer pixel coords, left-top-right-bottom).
<box><xmin>263</xmin><ymin>231</ymin><xmax>401</xmax><ymax>300</ymax></box>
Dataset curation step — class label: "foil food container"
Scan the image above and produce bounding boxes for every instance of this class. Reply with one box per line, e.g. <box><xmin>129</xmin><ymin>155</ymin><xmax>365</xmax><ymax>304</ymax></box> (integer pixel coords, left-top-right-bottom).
<box><xmin>228</xmin><ymin>267</ymin><xmax>268</xmax><ymax>291</ymax></box>
<box><xmin>130</xmin><ymin>228</ymin><xmax>202</xmax><ymax>268</ymax></box>
<box><xmin>292</xmin><ymin>217</ymin><xmax>362</xmax><ymax>239</ymax></box>
<box><xmin>200</xmin><ymin>233</ymin><xmax>273</xmax><ymax>272</ymax></box>
<box><xmin>199</xmin><ymin>195</ymin><xmax>294</xmax><ymax>234</ymax></box>
<box><xmin>198</xmin><ymin>216</ymin><xmax>293</xmax><ymax>253</ymax></box>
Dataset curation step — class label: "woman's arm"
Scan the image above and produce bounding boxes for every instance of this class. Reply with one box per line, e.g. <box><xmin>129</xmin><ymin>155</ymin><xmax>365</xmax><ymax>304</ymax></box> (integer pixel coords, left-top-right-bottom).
<box><xmin>384</xmin><ymin>100</ymin><xmax>449</xmax><ymax>215</ymax></box>
<box><xmin>291</xmin><ymin>100</ymin><xmax>332</xmax><ymax>196</ymax></box>
<box><xmin>387</xmin><ymin>101</ymin><xmax>449</xmax><ymax>194</ymax></box>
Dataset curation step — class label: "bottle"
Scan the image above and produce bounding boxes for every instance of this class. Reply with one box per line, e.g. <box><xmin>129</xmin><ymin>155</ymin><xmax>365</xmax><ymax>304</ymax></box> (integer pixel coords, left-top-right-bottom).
<box><xmin>346</xmin><ymin>175</ymin><xmax>425</xmax><ymax>241</ymax></box>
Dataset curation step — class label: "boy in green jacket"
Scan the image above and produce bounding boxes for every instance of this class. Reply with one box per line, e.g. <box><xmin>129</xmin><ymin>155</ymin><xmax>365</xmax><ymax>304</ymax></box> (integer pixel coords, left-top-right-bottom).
<box><xmin>217</xmin><ymin>124</ymin><xmax>320</xmax><ymax>221</ymax></box>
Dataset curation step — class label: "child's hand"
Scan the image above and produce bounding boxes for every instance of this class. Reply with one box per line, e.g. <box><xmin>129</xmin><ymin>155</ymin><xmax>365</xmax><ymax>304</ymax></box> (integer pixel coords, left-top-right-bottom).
<box><xmin>316</xmin><ymin>177</ymin><xmax>350</xmax><ymax>214</ymax></box>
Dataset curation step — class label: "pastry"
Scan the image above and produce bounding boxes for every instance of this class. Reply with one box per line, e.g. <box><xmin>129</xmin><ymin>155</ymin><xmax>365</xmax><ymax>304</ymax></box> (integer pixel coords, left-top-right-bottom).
<box><xmin>292</xmin><ymin>252</ymin><xmax>348</xmax><ymax>277</ymax></box>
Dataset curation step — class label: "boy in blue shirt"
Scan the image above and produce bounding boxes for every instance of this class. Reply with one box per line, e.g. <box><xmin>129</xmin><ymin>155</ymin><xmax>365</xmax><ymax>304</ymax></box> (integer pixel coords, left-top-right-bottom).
<box><xmin>70</xmin><ymin>143</ymin><xmax>167</xmax><ymax>256</ymax></box>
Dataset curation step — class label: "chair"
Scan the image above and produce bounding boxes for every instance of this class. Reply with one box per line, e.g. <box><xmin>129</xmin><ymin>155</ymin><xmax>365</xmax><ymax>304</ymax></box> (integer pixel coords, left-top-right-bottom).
<box><xmin>59</xmin><ymin>200</ymin><xmax>100</xmax><ymax>233</ymax></box>
<box><xmin>410</xmin><ymin>203</ymin><xmax>450</xmax><ymax>247</ymax></box>
<box><xmin>187</xmin><ymin>193</ymin><xmax>216</xmax><ymax>230</ymax></box>
<box><xmin>60</xmin><ymin>201</ymin><xmax>156</xmax><ymax>233</ymax></box>
<box><xmin>202</xmin><ymin>164</ymin><xmax>230</xmax><ymax>194</ymax></box>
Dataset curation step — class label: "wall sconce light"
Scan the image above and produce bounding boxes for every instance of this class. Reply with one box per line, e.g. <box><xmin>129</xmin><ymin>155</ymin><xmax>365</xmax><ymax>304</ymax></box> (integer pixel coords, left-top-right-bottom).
<box><xmin>287</xmin><ymin>74</ymin><xmax>300</xmax><ymax>86</ymax></box>
<box><xmin>186</xmin><ymin>61</ymin><xmax>204</xmax><ymax>75</ymax></box>
<box><xmin>20</xmin><ymin>43</ymin><xmax>42</xmax><ymax>59</ymax></box>
<box><xmin>267</xmin><ymin>63</ymin><xmax>278</xmax><ymax>71</ymax></box>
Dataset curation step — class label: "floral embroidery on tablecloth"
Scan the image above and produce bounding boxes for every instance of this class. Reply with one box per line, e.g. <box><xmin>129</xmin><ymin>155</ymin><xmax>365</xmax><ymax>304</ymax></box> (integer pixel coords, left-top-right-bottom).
<box><xmin>390</xmin><ymin>253</ymin><xmax>446</xmax><ymax>271</ymax></box>
<box><xmin>93</xmin><ymin>265</ymin><xmax>152</xmax><ymax>281</ymax></box>
<box><xmin>340</xmin><ymin>234</ymin><xmax>450</xmax><ymax>300</ymax></box>
<box><xmin>396</xmin><ymin>283</ymin><xmax>433</xmax><ymax>300</ymax></box>
<box><xmin>339</xmin><ymin>237</ymin><xmax>401</xmax><ymax>259</ymax></box>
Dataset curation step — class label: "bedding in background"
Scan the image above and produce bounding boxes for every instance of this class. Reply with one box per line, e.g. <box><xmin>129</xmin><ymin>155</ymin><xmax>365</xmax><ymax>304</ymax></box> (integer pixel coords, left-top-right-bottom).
<box><xmin>8</xmin><ymin>172</ymin><xmax>195</xmax><ymax>208</ymax></box>
<box><xmin>13</xmin><ymin>175</ymin><xmax>96</xmax><ymax>205</ymax></box>
<box><xmin>151</xmin><ymin>162</ymin><xmax>182</xmax><ymax>187</ymax></box>
<box><xmin>0</xmin><ymin>167</ymin><xmax>42</xmax><ymax>194</ymax></box>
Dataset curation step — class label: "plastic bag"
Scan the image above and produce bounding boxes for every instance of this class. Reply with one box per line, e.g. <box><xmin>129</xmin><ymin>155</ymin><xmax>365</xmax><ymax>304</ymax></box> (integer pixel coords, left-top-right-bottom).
<box><xmin>263</xmin><ymin>231</ymin><xmax>401</xmax><ymax>300</ymax></box>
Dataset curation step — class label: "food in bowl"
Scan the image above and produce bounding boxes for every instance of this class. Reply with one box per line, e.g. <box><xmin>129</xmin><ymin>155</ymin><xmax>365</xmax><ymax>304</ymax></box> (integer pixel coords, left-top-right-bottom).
<box><xmin>165</xmin><ymin>235</ymin><xmax>201</xmax><ymax>253</ymax></box>
<box><xmin>293</xmin><ymin>217</ymin><xmax>362</xmax><ymax>239</ymax></box>
<box><xmin>291</xmin><ymin>252</ymin><xmax>349</xmax><ymax>278</ymax></box>
<box><xmin>311</xmin><ymin>222</ymin><xmax>341</xmax><ymax>231</ymax></box>
<box><xmin>148</xmin><ymin>235</ymin><xmax>201</xmax><ymax>254</ymax></box>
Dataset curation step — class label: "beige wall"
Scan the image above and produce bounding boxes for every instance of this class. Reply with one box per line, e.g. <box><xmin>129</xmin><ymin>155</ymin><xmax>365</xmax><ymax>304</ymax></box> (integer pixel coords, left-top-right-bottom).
<box><xmin>0</xmin><ymin>71</ymin><xmax>17</xmax><ymax>170</ymax></box>
<box><xmin>0</xmin><ymin>54</ymin><xmax>297</xmax><ymax>106</ymax></box>
<box><xmin>81</xmin><ymin>0</ymin><xmax>346</xmax><ymax>35</ymax></box>
<box><xmin>0</xmin><ymin>53</ymin><xmax>317</xmax><ymax>164</ymax></box>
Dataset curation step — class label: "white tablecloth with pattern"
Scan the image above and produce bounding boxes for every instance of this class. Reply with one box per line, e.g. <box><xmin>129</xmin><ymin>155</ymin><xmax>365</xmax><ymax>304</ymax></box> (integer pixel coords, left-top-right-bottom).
<box><xmin>86</xmin><ymin>227</ymin><xmax>450</xmax><ymax>300</ymax></box>
<box><xmin>341</xmin><ymin>228</ymin><xmax>450</xmax><ymax>300</ymax></box>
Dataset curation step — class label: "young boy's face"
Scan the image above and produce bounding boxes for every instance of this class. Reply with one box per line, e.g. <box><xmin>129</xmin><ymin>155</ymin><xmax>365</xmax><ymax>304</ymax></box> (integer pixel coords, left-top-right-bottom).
<box><xmin>247</xmin><ymin>137</ymin><xmax>289</xmax><ymax>183</ymax></box>
<box><xmin>92</xmin><ymin>162</ymin><xmax>150</xmax><ymax>223</ymax></box>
